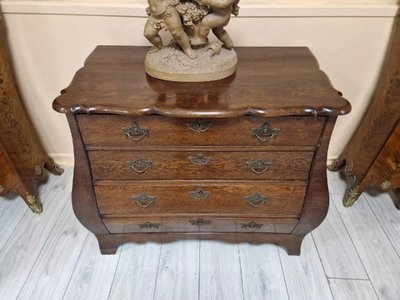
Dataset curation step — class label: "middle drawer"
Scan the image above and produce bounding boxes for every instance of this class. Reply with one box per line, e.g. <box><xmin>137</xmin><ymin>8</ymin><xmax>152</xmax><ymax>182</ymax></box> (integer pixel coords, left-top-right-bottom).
<box><xmin>95</xmin><ymin>182</ymin><xmax>306</xmax><ymax>216</ymax></box>
<box><xmin>88</xmin><ymin>150</ymin><xmax>314</xmax><ymax>180</ymax></box>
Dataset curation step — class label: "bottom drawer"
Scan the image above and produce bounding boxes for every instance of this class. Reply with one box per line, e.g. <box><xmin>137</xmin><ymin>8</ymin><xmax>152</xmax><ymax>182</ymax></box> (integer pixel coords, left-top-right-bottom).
<box><xmin>103</xmin><ymin>216</ymin><xmax>298</xmax><ymax>234</ymax></box>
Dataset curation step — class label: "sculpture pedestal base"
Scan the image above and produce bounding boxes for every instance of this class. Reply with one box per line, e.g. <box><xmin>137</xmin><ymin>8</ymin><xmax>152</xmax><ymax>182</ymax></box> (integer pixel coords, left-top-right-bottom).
<box><xmin>144</xmin><ymin>45</ymin><xmax>237</xmax><ymax>82</ymax></box>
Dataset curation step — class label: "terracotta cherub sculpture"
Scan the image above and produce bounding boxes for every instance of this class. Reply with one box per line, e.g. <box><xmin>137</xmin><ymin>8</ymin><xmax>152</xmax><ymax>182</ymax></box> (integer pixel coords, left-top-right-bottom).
<box><xmin>191</xmin><ymin>0</ymin><xmax>239</xmax><ymax>52</ymax></box>
<box><xmin>143</xmin><ymin>0</ymin><xmax>239</xmax><ymax>82</ymax></box>
<box><xmin>144</xmin><ymin>0</ymin><xmax>197</xmax><ymax>58</ymax></box>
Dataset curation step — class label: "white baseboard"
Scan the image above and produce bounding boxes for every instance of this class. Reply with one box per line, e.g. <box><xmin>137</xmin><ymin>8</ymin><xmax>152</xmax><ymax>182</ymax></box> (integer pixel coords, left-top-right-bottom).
<box><xmin>49</xmin><ymin>153</ymin><xmax>74</xmax><ymax>167</ymax></box>
<box><xmin>1</xmin><ymin>1</ymin><xmax>398</xmax><ymax>17</ymax></box>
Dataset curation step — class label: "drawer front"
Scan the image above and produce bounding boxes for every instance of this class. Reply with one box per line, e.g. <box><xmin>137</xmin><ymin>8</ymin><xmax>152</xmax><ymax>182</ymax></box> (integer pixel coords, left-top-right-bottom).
<box><xmin>78</xmin><ymin>115</ymin><xmax>324</xmax><ymax>147</ymax></box>
<box><xmin>102</xmin><ymin>216</ymin><xmax>299</xmax><ymax>234</ymax></box>
<box><xmin>95</xmin><ymin>182</ymin><xmax>306</xmax><ymax>216</ymax></box>
<box><xmin>89</xmin><ymin>150</ymin><xmax>314</xmax><ymax>180</ymax></box>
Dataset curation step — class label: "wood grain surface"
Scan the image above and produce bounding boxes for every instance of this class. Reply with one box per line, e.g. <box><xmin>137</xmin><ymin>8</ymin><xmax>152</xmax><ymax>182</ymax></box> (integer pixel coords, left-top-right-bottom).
<box><xmin>67</xmin><ymin>114</ymin><xmax>108</xmax><ymax>235</ymax></box>
<box><xmin>95</xmin><ymin>182</ymin><xmax>306</xmax><ymax>216</ymax></box>
<box><xmin>53</xmin><ymin>46</ymin><xmax>350</xmax><ymax>117</ymax></box>
<box><xmin>332</xmin><ymin>195</ymin><xmax>400</xmax><ymax>300</ymax></box>
<box><xmin>78</xmin><ymin>115</ymin><xmax>324</xmax><ymax>147</ymax></box>
<box><xmin>88</xmin><ymin>150</ymin><xmax>314</xmax><ymax>181</ymax></box>
<box><xmin>363</xmin><ymin>120</ymin><xmax>400</xmax><ymax>189</ymax></box>
<box><xmin>53</xmin><ymin>47</ymin><xmax>350</xmax><ymax>255</ymax></box>
<box><xmin>102</xmin><ymin>216</ymin><xmax>298</xmax><ymax>234</ymax></box>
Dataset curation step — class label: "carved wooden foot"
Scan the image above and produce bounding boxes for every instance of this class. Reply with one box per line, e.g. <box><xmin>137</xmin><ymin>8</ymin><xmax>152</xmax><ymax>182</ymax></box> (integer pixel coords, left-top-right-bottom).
<box><xmin>100</xmin><ymin>247</ymin><xmax>118</xmax><ymax>255</ymax></box>
<box><xmin>279</xmin><ymin>235</ymin><xmax>304</xmax><ymax>256</ymax></box>
<box><xmin>25</xmin><ymin>194</ymin><xmax>43</xmax><ymax>214</ymax></box>
<box><xmin>97</xmin><ymin>235</ymin><xmax>119</xmax><ymax>255</ymax></box>
<box><xmin>45</xmin><ymin>158</ymin><xmax>64</xmax><ymax>175</ymax></box>
<box><xmin>327</xmin><ymin>157</ymin><xmax>346</xmax><ymax>172</ymax></box>
<box><xmin>287</xmin><ymin>247</ymin><xmax>301</xmax><ymax>256</ymax></box>
<box><xmin>343</xmin><ymin>185</ymin><xmax>360</xmax><ymax>207</ymax></box>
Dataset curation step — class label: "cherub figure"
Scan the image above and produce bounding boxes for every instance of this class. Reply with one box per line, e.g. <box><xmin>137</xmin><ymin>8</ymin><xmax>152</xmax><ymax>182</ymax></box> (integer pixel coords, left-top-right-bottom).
<box><xmin>190</xmin><ymin>0</ymin><xmax>239</xmax><ymax>51</ymax></box>
<box><xmin>143</xmin><ymin>0</ymin><xmax>239</xmax><ymax>82</ymax></box>
<box><xmin>144</xmin><ymin>0</ymin><xmax>197</xmax><ymax>59</ymax></box>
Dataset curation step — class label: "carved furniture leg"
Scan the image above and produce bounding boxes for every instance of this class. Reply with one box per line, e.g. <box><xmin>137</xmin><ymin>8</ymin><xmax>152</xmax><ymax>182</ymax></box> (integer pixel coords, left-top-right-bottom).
<box><xmin>25</xmin><ymin>194</ymin><xmax>43</xmax><ymax>214</ymax></box>
<box><xmin>343</xmin><ymin>184</ymin><xmax>360</xmax><ymax>207</ymax></box>
<box><xmin>44</xmin><ymin>157</ymin><xmax>64</xmax><ymax>175</ymax></box>
<box><xmin>327</xmin><ymin>157</ymin><xmax>346</xmax><ymax>172</ymax></box>
<box><xmin>15</xmin><ymin>182</ymin><xmax>43</xmax><ymax>213</ymax></box>
<box><xmin>282</xmin><ymin>235</ymin><xmax>304</xmax><ymax>256</ymax></box>
<box><xmin>96</xmin><ymin>235</ymin><xmax>118</xmax><ymax>255</ymax></box>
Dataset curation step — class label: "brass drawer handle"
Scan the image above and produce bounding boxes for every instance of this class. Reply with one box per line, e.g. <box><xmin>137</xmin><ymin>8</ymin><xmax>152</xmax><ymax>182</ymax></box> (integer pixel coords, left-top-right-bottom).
<box><xmin>245</xmin><ymin>193</ymin><xmax>268</xmax><ymax>207</ymax></box>
<box><xmin>190</xmin><ymin>218</ymin><xmax>211</xmax><ymax>226</ymax></box>
<box><xmin>188</xmin><ymin>187</ymin><xmax>210</xmax><ymax>200</ymax></box>
<box><xmin>122</xmin><ymin>122</ymin><xmax>149</xmax><ymax>141</ymax></box>
<box><xmin>247</xmin><ymin>159</ymin><xmax>272</xmax><ymax>175</ymax></box>
<box><xmin>127</xmin><ymin>158</ymin><xmax>153</xmax><ymax>173</ymax></box>
<box><xmin>139</xmin><ymin>221</ymin><xmax>160</xmax><ymax>229</ymax></box>
<box><xmin>188</xmin><ymin>153</ymin><xmax>212</xmax><ymax>166</ymax></box>
<box><xmin>133</xmin><ymin>193</ymin><xmax>157</xmax><ymax>208</ymax></box>
<box><xmin>241</xmin><ymin>221</ymin><xmax>264</xmax><ymax>230</ymax></box>
<box><xmin>186</xmin><ymin>119</ymin><xmax>212</xmax><ymax>133</ymax></box>
<box><xmin>252</xmin><ymin>122</ymin><xmax>280</xmax><ymax>142</ymax></box>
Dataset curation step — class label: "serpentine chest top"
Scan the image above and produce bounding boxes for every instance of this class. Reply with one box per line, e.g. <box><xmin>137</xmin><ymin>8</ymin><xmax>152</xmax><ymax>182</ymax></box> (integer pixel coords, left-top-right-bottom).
<box><xmin>53</xmin><ymin>46</ymin><xmax>350</xmax><ymax>255</ymax></box>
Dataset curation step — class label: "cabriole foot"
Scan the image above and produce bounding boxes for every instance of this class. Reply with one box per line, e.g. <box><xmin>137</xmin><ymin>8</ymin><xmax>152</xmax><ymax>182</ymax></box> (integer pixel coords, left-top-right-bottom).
<box><xmin>26</xmin><ymin>194</ymin><xmax>43</xmax><ymax>213</ymax></box>
<box><xmin>280</xmin><ymin>235</ymin><xmax>303</xmax><ymax>256</ymax></box>
<box><xmin>287</xmin><ymin>248</ymin><xmax>301</xmax><ymax>256</ymax></box>
<box><xmin>327</xmin><ymin>157</ymin><xmax>345</xmax><ymax>172</ymax></box>
<box><xmin>45</xmin><ymin>158</ymin><xmax>64</xmax><ymax>175</ymax></box>
<box><xmin>97</xmin><ymin>235</ymin><xmax>119</xmax><ymax>255</ymax></box>
<box><xmin>100</xmin><ymin>248</ymin><xmax>118</xmax><ymax>255</ymax></box>
<box><xmin>343</xmin><ymin>185</ymin><xmax>360</xmax><ymax>207</ymax></box>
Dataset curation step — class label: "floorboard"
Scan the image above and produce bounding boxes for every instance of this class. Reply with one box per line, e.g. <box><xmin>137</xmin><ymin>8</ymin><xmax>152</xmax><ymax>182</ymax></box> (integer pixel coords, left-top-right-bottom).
<box><xmin>365</xmin><ymin>192</ymin><xmax>400</xmax><ymax>258</ymax></box>
<box><xmin>62</xmin><ymin>234</ymin><xmax>120</xmax><ymax>300</ymax></box>
<box><xmin>153</xmin><ymin>240</ymin><xmax>200</xmax><ymax>300</ymax></box>
<box><xmin>1</xmin><ymin>167</ymin><xmax>400</xmax><ymax>300</ymax></box>
<box><xmin>327</xmin><ymin>171</ymin><xmax>348</xmax><ymax>195</ymax></box>
<box><xmin>333</xmin><ymin>194</ymin><xmax>400</xmax><ymax>299</ymax></box>
<box><xmin>108</xmin><ymin>242</ymin><xmax>162</xmax><ymax>300</ymax></box>
<box><xmin>312</xmin><ymin>196</ymin><xmax>367</xmax><ymax>279</ymax></box>
<box><xmin>0</xmin><ymin>193</ymin><xmax>28</xmax><ymax>251</ymax></box>
<box><xmin>278</xmin><ymin>234</ymin><xmax>333</xmax><ymax>300</ymax></box>
<box><xmin>0</xmin><ymin>169</ymin><xmax>71</xmax><ymax>300</ymax></box>
<box><xmin>17</xmin><ymin>200</ymin><xmax>88</xmax><ymax>300</ymax></box>
<box><xmin>239</xmin><ymin>243</ymin><xmax>288</xmax><ymax>300</ymax></box>
<box><xmin>199</xmin><ymin>241</ymin><xmax>243</xmax><ymax>300</ymax></box>
<box><xmin>328</xmin><ymin>279</ymin><xmax>378</xmax><ymax>300</ymax></box>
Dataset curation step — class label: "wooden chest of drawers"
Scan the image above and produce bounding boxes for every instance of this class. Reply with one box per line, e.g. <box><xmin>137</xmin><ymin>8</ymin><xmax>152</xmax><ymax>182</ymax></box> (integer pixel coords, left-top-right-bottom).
<box><xmin>53</xmin><ymin>46</ymin><xmax>350</xmax><ymax>255</ymax></box>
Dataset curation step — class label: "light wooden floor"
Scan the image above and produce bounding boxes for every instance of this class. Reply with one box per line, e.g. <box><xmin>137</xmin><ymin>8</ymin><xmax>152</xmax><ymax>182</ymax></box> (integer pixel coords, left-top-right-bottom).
<box><xmin>0</xmin><ymin>167</ymin><xmax>399</xmax><ymax>300</ymax></box>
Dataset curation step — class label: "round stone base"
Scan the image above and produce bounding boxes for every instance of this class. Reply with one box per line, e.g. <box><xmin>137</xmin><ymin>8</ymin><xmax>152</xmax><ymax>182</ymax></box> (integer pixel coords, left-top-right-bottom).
<box><xmin>144</xmin><ymin>45</ymin><xmax>237</xmax><ymax>82</ymax></box>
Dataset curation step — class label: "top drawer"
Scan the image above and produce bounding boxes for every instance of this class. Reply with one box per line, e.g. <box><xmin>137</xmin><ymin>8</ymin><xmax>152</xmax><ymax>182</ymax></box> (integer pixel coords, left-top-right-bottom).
<box><xmin>77</xmin><ymin>115</ymin><xmax>324</xmax><ymax>147</ymax></box>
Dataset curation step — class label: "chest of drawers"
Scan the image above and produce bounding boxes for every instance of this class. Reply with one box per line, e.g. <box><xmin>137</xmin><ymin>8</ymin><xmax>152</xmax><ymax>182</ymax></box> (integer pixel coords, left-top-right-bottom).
<box><xmin>53</xmin><ymin>46</ymin><xmax>350</xmax><ymax>255</ymax></box>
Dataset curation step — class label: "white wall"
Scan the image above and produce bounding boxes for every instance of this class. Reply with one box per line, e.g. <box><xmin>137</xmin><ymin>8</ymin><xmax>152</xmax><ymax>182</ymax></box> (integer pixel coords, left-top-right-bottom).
<box><xmin>1</xmin><ymin>1</ymin><xmax>398</xmax><ymax>165</ymax></box>
<box><xmin>3</xmin><ymin>0</ymin><xmax>400</xmax><ymax>4</ymax></box>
